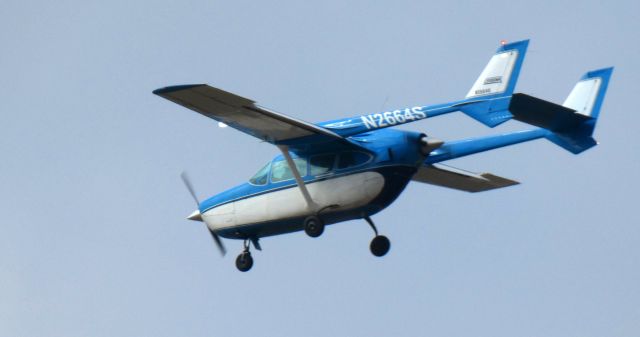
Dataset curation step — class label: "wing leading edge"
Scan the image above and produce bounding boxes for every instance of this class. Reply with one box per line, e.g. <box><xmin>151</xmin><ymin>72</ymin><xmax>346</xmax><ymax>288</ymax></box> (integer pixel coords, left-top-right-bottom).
<box><xmin>153</xmin><ymin>84</ymin><xmax>344</xmax><ymax>145</ymax></box>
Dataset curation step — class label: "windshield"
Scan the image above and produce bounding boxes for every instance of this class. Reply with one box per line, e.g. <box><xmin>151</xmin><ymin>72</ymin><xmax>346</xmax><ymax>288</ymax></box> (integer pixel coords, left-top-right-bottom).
<box><xmin>249</xmin><ymin>162</ymin><xmax>270</xmax><ymax>185</ymax></box>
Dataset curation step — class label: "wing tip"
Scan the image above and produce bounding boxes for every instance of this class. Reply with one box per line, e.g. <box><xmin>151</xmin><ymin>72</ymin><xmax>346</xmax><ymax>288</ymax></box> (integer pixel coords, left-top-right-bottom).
<box><xmin>479</xmin><ymin>173</ymin><xmax>520</xmax><ymax>189</ymax></box>
<box><xmin>152</xmin><ymin>84</ymin><xmax>206</xmax><ymax>96</ymax></box>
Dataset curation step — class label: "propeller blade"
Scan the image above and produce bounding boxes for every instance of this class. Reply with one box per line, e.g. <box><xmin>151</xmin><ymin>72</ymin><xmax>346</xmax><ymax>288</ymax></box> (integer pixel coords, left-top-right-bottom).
<box><xmin>208</xmin><ymin>228</ymin><xmax>227</xmax><ymax>256</ymax></box>
<box><xmin>181</xmin><ymin>171</ymin><xmax>225</xmax><ymax>257</ymax></box>
<box><xmin>180</xmin><ymin>171</ymin><xmax>199</xmax><ymax>205</ymax></box>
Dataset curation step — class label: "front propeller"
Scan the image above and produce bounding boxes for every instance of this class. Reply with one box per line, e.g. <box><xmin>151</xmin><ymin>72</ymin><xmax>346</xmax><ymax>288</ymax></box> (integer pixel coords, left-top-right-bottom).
<box><xmin>180</xmin><ymin>171</ymin><xmax>227</xmax><ymax>256</ymax></box>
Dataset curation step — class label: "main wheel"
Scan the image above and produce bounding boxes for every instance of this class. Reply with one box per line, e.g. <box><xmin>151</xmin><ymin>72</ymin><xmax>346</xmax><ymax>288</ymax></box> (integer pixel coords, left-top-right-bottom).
<box><xmin>303</xmin><ymin>215</ymin><xmax>325</xmax><ymax>238</ymax></box>
<box><xmin>370</xmin><ymin>235</ymin><xmax>391</xmax><ymax>257</ymax></box>
<box><xmin>235</xmin><ymin>252</ymin><xmax>253</xmax><ymax>272</ymax></box>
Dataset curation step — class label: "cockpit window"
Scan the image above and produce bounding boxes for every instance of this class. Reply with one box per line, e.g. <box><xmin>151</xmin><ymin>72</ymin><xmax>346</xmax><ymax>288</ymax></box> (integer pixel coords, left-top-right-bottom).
<box><xmin>270</xmin><ymin>158</ymin><xmax>308</xmax><ymax>183</ymax></box>
<box><xmin>337</xmin><ymin>151</ymin><xmax>372</xmax><ymax>169</ymax></box>
<box><xmin>310</xmin><ymin>154</ymin><xmax>336</xmax><ymax>175</ymax></box>
<box><xmin>249</xmin><ymin>162</ymin><xmax>270</xmax><ymax>185</ymax></box>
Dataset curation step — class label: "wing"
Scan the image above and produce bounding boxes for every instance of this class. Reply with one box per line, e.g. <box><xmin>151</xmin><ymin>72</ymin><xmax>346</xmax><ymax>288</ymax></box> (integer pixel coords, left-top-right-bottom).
<box><xmin>412</xmin><ymin>164</ymin><xmax>518</xmax><ymax>192</ymax></box>
<box><xmin>153</xmin><ymin>84</ymin><xmax>343</xmax><ymax>145</ymax></box>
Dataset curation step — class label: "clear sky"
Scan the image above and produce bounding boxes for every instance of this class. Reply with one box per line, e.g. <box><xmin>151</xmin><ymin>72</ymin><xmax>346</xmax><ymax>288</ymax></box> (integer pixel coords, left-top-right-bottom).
<box><xmin>2</xmin><ymin>1</ymin><xmax>639</xmax><ymax>336</ymax></box>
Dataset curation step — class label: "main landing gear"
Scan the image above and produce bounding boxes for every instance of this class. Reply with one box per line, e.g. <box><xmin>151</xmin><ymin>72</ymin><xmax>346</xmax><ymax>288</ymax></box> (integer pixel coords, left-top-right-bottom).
<box><xmin>303</xmin><ymin>215</ymin><xmax>325</xmax><ymax>238</ymax></box>
<box><xmin>234</xmin><ymin>215</ymin><xmax>390</xmax><ymax>271</ymax></box>
<box><xmin>364</xmin><ymin>216</ymin><xmax>391</xmax><ymax>257</ymax></box>
<box><xmin>303</xmin><ymin>213</ymin><xmax>391</xmax><ymax>257</ymax></box>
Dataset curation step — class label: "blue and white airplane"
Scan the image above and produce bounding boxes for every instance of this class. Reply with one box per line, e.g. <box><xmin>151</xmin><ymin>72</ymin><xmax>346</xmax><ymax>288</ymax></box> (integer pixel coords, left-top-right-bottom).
<box><xmin>154</xmin><ymin>40</ymin><xmax>613</xmax><ymax>272</ymax></box>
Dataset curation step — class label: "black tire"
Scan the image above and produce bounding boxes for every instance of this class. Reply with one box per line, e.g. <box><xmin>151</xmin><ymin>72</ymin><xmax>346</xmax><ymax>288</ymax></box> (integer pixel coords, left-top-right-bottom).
<box><xmin>304</xmin><ymin>215</ymin><xmax>325</xmax><ymax>238</ymax></box>
<box><xmin>235</xmin><ymin>252</ymin><xmax>253</xmax><ymax>272</ymax></box>
<box><xmin>370</xmin><ymin>235</ymin><xmax>391</xmax><ymax>257</ymax></box>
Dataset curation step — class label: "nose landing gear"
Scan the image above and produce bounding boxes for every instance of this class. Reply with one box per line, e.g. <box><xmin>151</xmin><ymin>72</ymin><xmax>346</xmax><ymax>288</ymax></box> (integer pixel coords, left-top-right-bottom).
<box><xmin>235</xmin><ymin>239</ymin><xmax>254</xmax><ymax>272</ymax></box>
<box><xmin>364</xmin><ymin>216</ymin><xmax>390</xmax><ymax>257</ymax></box>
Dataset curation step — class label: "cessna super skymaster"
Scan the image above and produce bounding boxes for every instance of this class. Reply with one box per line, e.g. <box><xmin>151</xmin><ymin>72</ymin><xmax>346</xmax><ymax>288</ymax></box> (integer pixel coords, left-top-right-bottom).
<box><xmin>154</xmin><ymin>40</ymin><xmax>613</xmax><ymax>272</ymax></box>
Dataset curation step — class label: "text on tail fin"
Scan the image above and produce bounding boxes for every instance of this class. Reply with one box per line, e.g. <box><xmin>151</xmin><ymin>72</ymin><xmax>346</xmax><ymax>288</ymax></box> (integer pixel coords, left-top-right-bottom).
<box><xmin>465</xmin><ymin>40</ymin><xmax>529</xmax><ymax>99</ymax></box>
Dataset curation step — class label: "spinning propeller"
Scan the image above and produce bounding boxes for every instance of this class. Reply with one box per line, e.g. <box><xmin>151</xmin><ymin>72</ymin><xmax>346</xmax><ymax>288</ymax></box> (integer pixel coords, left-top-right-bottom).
<box><xmin>180</xmin><ymin>172</ymin><xmax>227</xmax><ymax>256</ymax></box>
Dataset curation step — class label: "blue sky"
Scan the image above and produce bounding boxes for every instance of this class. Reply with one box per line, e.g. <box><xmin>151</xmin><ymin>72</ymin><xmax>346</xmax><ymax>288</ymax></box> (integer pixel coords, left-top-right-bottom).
<box><xmin>2</xmin><ymin>1</ymin><xmax>639</xmax><ymax>336</ymax></box>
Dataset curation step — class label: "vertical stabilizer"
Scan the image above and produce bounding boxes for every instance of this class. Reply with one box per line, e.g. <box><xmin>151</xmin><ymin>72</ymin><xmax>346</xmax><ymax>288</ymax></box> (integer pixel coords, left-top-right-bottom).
<box><xmin>465</xmin><ymin>40</ymin><xmax>529</xmax><ymax>100</ymax></box>
<box><xmin>563</xmin><ymin>67</ymin><xmax>613</xmax><ymax>120</ymax></box>
<box><xmin>458</xmin><ymin>40</ymin><xmax>529</xmax><ymax>127</ymax></box>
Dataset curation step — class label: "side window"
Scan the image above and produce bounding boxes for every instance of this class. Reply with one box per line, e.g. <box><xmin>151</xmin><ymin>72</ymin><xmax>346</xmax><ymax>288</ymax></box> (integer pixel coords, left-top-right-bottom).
<box><xmin>249</xmin><ymin>162</ymin><xmax>270</xmax><ymax>185</ymax></box>
<box><xmin>310</xmin><ymin>154</ymin><xmax>336</xmax><ymax>176</ymax></box>
<box><xmin>270</xmin><ymin>158</ymin><xmax>308</xmax><ymax>183</ymax></box>
<box><xmin>337</xmin><ymin>151</ymin><xmax>372</xmax><ymax>169</ymax></box>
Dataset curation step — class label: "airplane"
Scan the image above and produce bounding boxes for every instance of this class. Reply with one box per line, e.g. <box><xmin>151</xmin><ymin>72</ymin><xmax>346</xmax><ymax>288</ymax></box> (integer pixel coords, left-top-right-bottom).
<box><xmin>154</xmin><ymin>40</ymin><xmax>613</xmax><ymax>272</ymax></box>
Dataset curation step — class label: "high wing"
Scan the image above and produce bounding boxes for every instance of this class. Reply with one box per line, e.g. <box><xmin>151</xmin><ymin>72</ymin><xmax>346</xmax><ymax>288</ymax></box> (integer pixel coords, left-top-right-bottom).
<box><xmin>412</xmin><ymin>164</ymin><xmax>518</xmax><ymax>192</ymax></box>
<box><xmin>154</xmin><ymin>84</ymin><xmax>366</xmax><ymax>213</ymax></box>
<box><xmin>153</xmin><ymin>84</ymin><xmax>344</xmax><ymax>146</ymax></box>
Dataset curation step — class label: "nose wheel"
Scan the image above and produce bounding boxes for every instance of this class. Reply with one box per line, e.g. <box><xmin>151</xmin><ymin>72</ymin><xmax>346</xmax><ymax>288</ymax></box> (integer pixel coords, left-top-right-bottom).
<box><xmin>235</xmin><ymin>251</ymin><xmax>253</xmax><ymax>272</ymax></box>
<box><xmin>364</xmin><ymin>216</ymin><xmax>391</xmax><ymax>257</ymax></box>
<box><xmin>235</xmin><ymin>239</ymin><xmax>255</xmax><ymax>272</ymax></box>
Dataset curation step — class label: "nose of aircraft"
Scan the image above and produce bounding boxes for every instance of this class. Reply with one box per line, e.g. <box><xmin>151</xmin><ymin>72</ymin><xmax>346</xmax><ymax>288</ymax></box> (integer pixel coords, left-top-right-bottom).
<box><xmin>187</xmin><ymin>209</ymin><xmax>202</xmax><ymax>221</ymax></box>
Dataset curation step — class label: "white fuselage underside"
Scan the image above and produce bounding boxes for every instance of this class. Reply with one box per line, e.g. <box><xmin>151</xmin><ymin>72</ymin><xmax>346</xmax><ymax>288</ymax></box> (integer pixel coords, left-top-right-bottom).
<box><xmin>202</xmin><ymin>171</ymin><xmax>385</xmax><ymax>231</ymax></box>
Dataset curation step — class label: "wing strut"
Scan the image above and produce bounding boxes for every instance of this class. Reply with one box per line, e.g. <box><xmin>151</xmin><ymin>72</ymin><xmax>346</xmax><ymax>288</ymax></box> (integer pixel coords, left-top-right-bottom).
<box><xmin>277</xmin><ymin>145</ymin><xmax>318</xmax><ymax>211</ymax></box>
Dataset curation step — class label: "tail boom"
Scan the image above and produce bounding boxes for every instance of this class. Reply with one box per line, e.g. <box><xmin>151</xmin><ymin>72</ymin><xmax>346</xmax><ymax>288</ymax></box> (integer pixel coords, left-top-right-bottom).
<box><xmin>426</xmin><ymin>129</ymin><xmax>549</xmax><ymax>164</ymax></box>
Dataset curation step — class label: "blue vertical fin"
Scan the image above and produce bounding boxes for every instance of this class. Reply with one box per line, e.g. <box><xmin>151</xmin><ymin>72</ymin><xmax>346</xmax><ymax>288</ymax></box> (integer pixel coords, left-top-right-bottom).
<box><xmin>457</xmin><ymin>40</ymin><xmax>529</xmax><ymax>127</ymax></box>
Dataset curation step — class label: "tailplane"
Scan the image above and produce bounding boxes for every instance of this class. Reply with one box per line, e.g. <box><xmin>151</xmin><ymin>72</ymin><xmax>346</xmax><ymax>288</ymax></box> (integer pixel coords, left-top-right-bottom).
<box><xmin>509</xmin><ymin>67</ymin><xmax>614</xmax><ymax>153</ymax></box>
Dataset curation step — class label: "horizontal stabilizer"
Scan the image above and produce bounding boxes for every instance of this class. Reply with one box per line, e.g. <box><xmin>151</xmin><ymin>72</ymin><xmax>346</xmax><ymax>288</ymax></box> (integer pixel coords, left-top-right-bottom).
<box><xmin>412</xmin><ymin>164</ymin><xmax>519</xmax><ymax>192</ymax></box>
<box><xmin>509</xmin><ymin>93</ymin><xmax>590</xmax><ymax>132</ymax></box>
<box><xmin>508</xmin><ymin>67</ymin><xmax>613</xmax><ymax>154</ymax></box>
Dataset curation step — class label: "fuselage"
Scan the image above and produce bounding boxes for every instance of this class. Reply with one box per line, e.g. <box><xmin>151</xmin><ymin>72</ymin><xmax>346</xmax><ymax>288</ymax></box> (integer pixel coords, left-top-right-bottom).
<box><xmin>199</xmin><ymin>128</ymin><xmax>428</xmax><ymax>239</ymax></box>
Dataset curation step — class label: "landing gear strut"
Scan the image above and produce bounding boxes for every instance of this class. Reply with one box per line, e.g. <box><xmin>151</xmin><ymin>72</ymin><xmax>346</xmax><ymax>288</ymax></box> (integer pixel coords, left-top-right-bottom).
<box><xmin>364</xmin><ymin>216</ymin><xmax>391</xmax><ymax>257</ymax></box>
<box><xmin>235</xmin><ymin>239</ymin><xmax>254</xmax><ymax>272</ymax></box>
